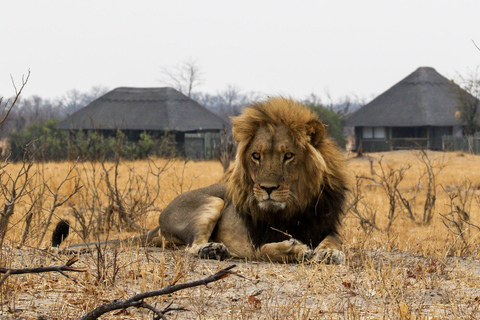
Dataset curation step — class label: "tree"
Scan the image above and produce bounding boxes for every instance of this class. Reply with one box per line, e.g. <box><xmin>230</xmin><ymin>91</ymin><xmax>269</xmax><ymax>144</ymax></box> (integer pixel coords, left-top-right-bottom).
<box><xmin>306</xmin><ymin>103</ymin><xmax>347</xmax><ymax>149</ymax></box>
<box><xmin>455</xmin><ymin>69</ymin><xmax>480</xmax><ymax>135</ymax></box>
<box><xmin>195</xmin><ymin>85</ymin><xmax>262</xmax><ymax>121</ymax></box>
<box><xmin>159</xmin><ymin>59</ymin><xmax>203</xmax><ymax>98</ymax></box>
<box><xmin>60</xmin><ymin>86</ymin><xmax>109</xmax><ymax>117</ymax></box>
<box><xmin>304</xmin><ymin>91</ymin><xmax>364</xmax><ymax>117</ymax></box>
<box><xmin>7</xmin><ymin>119</ymin><xmax>70</xmax><ymax>161</ymax></box>
<box><xmin>0</xmin><ymin>86</ymin><xmax>109</xmax><ymax>138</ymax></box>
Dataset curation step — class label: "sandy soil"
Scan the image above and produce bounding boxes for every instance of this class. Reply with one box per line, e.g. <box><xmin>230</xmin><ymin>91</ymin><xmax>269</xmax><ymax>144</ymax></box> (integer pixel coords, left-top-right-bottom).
<box><xmin>2</xmin><ymin>245</ymin><xmax>480</xmax><ymax>319</ymax></box>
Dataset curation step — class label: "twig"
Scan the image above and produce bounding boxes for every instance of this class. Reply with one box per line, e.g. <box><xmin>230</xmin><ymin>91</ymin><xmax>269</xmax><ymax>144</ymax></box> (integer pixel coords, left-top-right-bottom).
<box><xmin>0</xmin><ymin>257</ymin><xmax>86</xmax><ymax>282</ymax></box>
<box><xmin>141</xmin><ymin>301</ymin><xmax>186</xmax><ymax>320</ymax></box>
<box><xmin>473</xmin><ymin>40</ymin><xmax>480</xmax><ymax>52</ymax></box>
<box><xmin>37</xmin><ymin>160</ymin><xmax>82</xmax><ymax>247</ymax></box>
<box><xmin>77</xmin><ymin>264</ymin><xmax>237</xmax><ymax>320</ymax></box>
<box><xmin>0</xmin><ymin>70</ymin><xmax>30</xmax><ymax>128</ymax></box>
<box><xmin>270</xmin><ymin>227</ymin><xmax>292</xmax><ymax>238</ymax></box>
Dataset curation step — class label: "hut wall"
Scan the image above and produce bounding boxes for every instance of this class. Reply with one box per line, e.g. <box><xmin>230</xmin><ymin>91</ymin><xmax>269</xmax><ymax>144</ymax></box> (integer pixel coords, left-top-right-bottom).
<box><xmin>430</xmin><ymin>126</ymin><xmax>452</xmax><ymax>150</ymax></box>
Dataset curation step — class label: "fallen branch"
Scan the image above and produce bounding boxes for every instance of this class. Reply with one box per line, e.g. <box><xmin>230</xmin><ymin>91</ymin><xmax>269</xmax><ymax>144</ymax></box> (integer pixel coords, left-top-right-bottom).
<box><xmin>0</xmin><ymin>270</ymin><xmax>11</xmax><ymax>286</ymax></box>
<box><xmin>77</xmin><ymin>264</ymin><xmax>237</xmax><ymax>320</ymax></box>
<box><xmin>0</xmin><ymin>257</ymin><xmax>86</xmax><ymax>282</ymax></box>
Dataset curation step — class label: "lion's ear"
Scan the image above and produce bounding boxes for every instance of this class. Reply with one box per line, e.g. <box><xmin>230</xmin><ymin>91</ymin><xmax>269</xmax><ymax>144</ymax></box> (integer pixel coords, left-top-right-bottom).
<box><xmin>306</xmin><ymin>120</ymin><xmax>325</xmax><ymax>147</ymax></box>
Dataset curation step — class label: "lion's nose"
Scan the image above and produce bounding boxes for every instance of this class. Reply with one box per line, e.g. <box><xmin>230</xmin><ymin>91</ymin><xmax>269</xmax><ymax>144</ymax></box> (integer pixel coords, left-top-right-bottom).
<box><xmin>260</xmin><ymin>184</ymin><xmax>280</xmax><ymax>195</ymax></box>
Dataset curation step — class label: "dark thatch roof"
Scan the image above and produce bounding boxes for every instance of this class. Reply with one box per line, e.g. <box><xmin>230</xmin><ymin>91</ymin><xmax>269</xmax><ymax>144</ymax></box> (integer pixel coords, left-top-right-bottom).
<box><xmin>57</xmin><ymin>87</ymin><xmax>227</xmax><ymax>132</ymax></box>
<box><xmin>346</xmin><ymin>67</ymin><xmax>471</xmax><ymax>127</ymax></box>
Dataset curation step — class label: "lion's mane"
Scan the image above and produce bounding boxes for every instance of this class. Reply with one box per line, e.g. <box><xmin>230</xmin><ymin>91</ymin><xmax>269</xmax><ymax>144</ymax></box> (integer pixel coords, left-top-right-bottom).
<box><xmin>224</xmin><ymin>97</ymin><xmax>348</xmax><ymax>248</ymax></box>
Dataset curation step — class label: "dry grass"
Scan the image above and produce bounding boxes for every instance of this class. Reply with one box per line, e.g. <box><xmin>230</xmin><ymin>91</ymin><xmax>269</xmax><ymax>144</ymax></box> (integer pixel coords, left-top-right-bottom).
<box><xmin>1</xmin><ymin>151</ymin><xmax>480</xmax><ymax>319</ymax></box>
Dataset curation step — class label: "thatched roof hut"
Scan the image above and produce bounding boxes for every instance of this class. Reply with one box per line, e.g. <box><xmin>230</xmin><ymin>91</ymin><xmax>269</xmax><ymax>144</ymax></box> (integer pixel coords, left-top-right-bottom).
<box><xmin>346</xmin><ymin>67</ymin><xmax>477</xmax><ymax>152</ymax></box>
<box><xmin>57</xmin><ymin>87</ymin><xmax>226</xmax><ymax>132</ymax></box>
<box><xmin>57</xmin><ymin>87</ymin><xmax>228</xmax><ymax>158</ymax></box>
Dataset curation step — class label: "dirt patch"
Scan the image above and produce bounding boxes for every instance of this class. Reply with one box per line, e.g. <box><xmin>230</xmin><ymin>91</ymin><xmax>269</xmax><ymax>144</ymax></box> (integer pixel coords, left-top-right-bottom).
<box><xmin>2</xmin><ymin>246</ymin><xmax>480</xmax><ymax>319</ymax></box>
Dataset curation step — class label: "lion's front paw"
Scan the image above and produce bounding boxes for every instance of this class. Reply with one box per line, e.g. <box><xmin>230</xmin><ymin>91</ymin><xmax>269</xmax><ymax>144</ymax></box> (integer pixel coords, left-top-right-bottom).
<box><xmin>299</xmin><ymin>249</ymin><xmax>314</xmax><ymax>262</ymax></box>
<box><xmin>197</xmin><ymin>242</ymin><xmax>231</xmax><ymax>260</ymax></box>
<box><xmin>313</xmin><ymin>249</ymin><xmax>345</xmax><ymax>265</ymax></box>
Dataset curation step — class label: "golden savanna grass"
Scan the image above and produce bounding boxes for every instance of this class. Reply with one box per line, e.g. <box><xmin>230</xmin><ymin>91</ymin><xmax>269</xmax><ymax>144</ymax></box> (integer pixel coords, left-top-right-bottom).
<box><xmin>1</xmin><ymin>151</ymin><xmax>480</xmax><ymax>319</ymax></box>
<box><xmin>345</xmin><ymin>150</ymin><xmax>480</xmax><ymax>256</ymax></box>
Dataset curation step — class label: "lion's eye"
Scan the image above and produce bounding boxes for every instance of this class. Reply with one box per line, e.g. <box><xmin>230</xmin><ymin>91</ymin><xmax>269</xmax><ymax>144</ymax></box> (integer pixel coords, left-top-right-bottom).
<box><xmin>252</xmin><ymin>152</ymin><xmax>261</xmax><ymax>161</ymax></box>
<box><xmin>284</xmin><ymin>152</ymin><xmax>294</xmax><ymax>160</ymax></box>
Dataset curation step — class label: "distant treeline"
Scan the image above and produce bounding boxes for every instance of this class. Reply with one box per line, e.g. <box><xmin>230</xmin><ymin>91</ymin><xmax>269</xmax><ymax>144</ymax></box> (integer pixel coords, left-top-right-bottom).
<box><xmin>2</xmin><ymin>86</ymin><xmax>360</xmax><ymax>161</ymax></box>
<box><xmin>6</xmin><ymin>106</ymin><xmax>346</xmax><ymax>162</ymax></box>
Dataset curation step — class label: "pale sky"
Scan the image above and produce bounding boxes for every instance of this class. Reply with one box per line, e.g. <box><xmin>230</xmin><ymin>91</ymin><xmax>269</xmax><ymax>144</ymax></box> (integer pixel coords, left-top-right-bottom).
<box><xmin>2</xmin><ymin>1</ymin><xmax>479</xmax><ymax>103</ymax></box>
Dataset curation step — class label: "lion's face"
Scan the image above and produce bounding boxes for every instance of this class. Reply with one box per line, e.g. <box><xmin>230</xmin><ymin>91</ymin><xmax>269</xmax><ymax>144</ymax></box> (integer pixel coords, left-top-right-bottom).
<box><xmin>226</xmin><ymin>97</ymin><xmax>340</xmax><ymax>221</ymax></box>
<box><xmin>247</xmin><ymin>125</ymin><xmax>302</xmax><ymax>211</ymax></box>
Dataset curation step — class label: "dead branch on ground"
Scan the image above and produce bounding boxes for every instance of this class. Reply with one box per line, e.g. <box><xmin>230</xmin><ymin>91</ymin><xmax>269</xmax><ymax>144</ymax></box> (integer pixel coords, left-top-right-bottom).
<box><xmin>0</xmin><ymin>270</ymin><xmax>11</xmax><ymax>286</ymax></box>
<box><xmin>77</xmin><ymin>264</ymin><xmax>237</xmax><ymax>320</ymax></box>
<box><xmin>0</xmin><ymin>257</ymin><xmax>86</xmax><ymax>282</ymax></box>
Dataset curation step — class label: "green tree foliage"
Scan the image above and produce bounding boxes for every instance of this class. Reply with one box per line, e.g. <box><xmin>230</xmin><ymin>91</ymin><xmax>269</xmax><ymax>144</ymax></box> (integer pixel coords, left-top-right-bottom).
<box><xmin>455</xmin><ymin>70</ymin><xmax>480</xmax><ymax>135</ymax></box>
<box><xmin>8</xmin><ymin>119</ymin><xmax>69</xmax><ymax>161</ymax></box>
<box><xmin>7</xmin><ymin>120</ymin><xmax>174</xmax><ymax>162</ymax></box>
<box><xmin>307</xmin><ymin>104</ymin><xmax>346</xmax><ymax>149</ymax></box>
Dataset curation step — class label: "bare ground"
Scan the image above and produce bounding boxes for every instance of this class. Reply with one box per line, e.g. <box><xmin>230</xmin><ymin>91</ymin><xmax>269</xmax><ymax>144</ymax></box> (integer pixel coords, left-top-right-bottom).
<box><xmin>2</xmin><ymin>245</ymin><xmax>480</xmax><ymax>320</ymax></box>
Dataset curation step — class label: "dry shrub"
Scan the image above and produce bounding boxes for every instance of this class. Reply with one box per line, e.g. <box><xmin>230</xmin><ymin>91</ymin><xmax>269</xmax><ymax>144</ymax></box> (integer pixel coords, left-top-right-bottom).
<box><xmin>345</xmin><ymin>150</ymin><xmax>480</xmax><ymax>257</ymax></box>
<box><xmin>2</xmin><ymin>149</ymin><xmax>480</xmax><ymax>319</ymax></box>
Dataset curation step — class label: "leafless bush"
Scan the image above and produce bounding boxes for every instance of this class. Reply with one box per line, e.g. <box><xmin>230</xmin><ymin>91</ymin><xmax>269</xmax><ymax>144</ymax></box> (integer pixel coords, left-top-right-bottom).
<box><xmin>171</xmin><ymin>159</ymin><xmax>199</xmax><ymax>196</ymax></box>
<box><xmin>69</xmin><ymin>156</ymin><xmax>170</xmax><ymax>242</ymax></box>
<box><xmin>0</xmin><ymin>72</ymin><xmax>30</xmax><ymax>247</ymax></box>
<box><xmin>70</xmin><ymin>160</ymin><xmax>104</xmax><ymax>240</ymax></box>
<box><xmin>363</xmin><ymin>151</ymin><xmax>444</xmax><ymax>231</ymax></box>
<box><xmin>36</xmin><ymin>160</ymin><xmax>82</xmax><ymax>246</ymax></box>
<box><xmin>0</xmin><ymin>72</ymin><xmax>82</xmax><ymax>249</ymax></box>
<box><xmin>19</xmin><ymin>178</ymin><xmax>43</xmax><ymax>246</ymax></box>
<box><xmin>0</xmin><ymin>155</ymin><xmax>82</xmax><ymax>248</ymax></box>
<box><xmin>61</xmin><ymin>155</ymin><xmax>171</xmax><ymax>286</ymax></box>
<box><xmin>0</xmin><ymin>151</ymin><xmax>35</xmax><ymax>248</ymax></box>
<box><xmin>346</xmin><ymin>174</ymin><xmax>379</xmax><ymax>234</ymax></box>
<box><xmin>416</xmin><ymin>149</ymin><xmax>444</xmax><ymax>224</ymax></box>
<box><xmin>89</xmin><ymin>246</ymin><xmax>125</xmax><ymax>286</ymax></box>
<box><xmin>370</xmin><ymin>157</ymin><xmax>410</xmax><ymax>231</ymax></box>
<box><xmin>218</xmin><ymin>125</ymin><xmax>235</xmax><ymax>173</ymax></box>
<box><xmin>440</xmin><ymin>181</ymin><xmax>480</xmax><ymax>256</ymax></box>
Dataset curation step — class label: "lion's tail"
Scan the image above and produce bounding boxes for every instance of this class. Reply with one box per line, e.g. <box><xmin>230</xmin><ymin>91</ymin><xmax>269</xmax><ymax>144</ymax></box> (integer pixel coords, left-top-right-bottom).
<box><xmin>51</xmin><ymin>220</ymin><xmax>163</xmax><ymax>252</ymax></box>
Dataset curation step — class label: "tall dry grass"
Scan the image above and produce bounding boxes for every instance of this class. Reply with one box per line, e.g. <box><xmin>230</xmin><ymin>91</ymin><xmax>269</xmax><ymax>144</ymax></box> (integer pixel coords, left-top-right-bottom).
<box><xmin>1</xmin><ymin>150</ymin><xmax>480</xmax><ymax>319</ymax></box>
<box><xmin>2</xmin><ymin>159</ymin><xmax>225</xmax><ymax>247</ymax></box>
<box><xmin>2</xmin><ymin>150</ymin><xmax>479</xmax><ymax>257</ymax></box>
<box><xmin>345</xmin><ymin>150</ymin><xmax>480</xmax><ymax>258</ymax></box>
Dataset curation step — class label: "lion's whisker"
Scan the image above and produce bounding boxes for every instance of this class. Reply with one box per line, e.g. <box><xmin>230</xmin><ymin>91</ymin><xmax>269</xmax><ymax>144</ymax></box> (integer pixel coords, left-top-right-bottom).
<box><xmin>288</xmin><ymin>192</ymin><xmax>301</xmax><ymax>205</ymax></box>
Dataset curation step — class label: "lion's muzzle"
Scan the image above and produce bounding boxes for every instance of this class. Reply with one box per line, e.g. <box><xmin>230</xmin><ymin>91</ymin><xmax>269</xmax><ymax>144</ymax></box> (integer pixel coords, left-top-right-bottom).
<box><xmin>254</xmin><ymin>183</ymin><xmax>288</xmax><ymax>211</ymax></box>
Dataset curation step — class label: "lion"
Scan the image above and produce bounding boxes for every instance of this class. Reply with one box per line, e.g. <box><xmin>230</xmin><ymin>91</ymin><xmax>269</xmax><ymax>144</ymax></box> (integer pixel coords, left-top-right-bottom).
<box><xmin>58</xmin><ymin>97</ymin><xmax>348</xmax><ymax>264</ymax></box>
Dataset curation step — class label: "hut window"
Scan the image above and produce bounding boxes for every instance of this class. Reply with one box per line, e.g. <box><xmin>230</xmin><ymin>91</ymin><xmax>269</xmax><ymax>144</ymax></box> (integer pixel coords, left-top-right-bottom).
<box><xmin>362</xmin><ymin>127</ymin><xmax>373</xmax><ymax>139</ymax></box>
<box><xmin>362</xmin><ymin>127</ymin><xmax>385</xmax><ymax>139</ymax></box>
<box><xmin>374</xmin><ymin>127</ymin><xmax>386</xmax><ymax>139</ymax></box>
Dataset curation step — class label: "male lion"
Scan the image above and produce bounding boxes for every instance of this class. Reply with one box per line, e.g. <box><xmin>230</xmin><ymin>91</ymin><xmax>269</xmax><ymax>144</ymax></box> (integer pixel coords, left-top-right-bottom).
<box><xmin>58</xmin><ymin>97</ymin><xmax>348</xmax><ymax>264</ymax></box>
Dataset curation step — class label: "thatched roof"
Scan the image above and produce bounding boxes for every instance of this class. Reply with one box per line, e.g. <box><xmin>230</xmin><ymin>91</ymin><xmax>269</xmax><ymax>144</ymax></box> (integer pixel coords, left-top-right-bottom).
<box><xmin>57</xmin><ymin>87</ymin><xmax>227</xmax><ymax>132</ymax></box>
<box><xmin>346</xmin><ymin>67</ymin><xmax>471</xmax><ymax>127</ymax></box>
